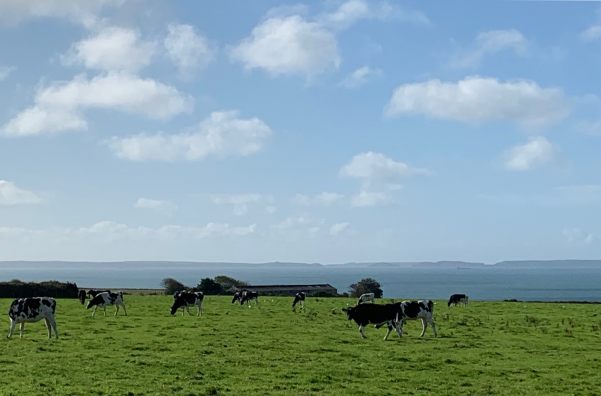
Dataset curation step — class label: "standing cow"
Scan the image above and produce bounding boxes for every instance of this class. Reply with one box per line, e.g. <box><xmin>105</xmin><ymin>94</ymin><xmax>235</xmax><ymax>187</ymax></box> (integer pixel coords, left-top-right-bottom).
<box><xmin>86</xmin><ymin>291</ymin><xmax>127</xmax><ymax>317</ymax></box>
<box><xmin>448</xmin><ymin>294</ymin><xmax>469</xmax><ymax>307</ymax></box>
<box><xmin>171</xmin><ymin>291</ymin><xmax>204</xmax><ymax>316</ymax></box>
<box><xmin>292</xmin><ymin>292</ymin><xmax>306</xmax><ymax>311</ymax></box>
<box><xmin>396</xmin><ymin>300</ymin><xmax>437</xmax><ymax>337</ymax></box>
<box><xmin>7</xmin><ymin>297</ymin><xmax>58</xmax><ymax>339</ymax></box>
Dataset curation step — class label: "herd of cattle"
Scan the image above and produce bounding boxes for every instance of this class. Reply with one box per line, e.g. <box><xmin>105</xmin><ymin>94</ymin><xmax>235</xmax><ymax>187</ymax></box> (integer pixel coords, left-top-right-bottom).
<box><xmin>5</xmin><ymin>289</ymin><xmax>469</xmax><ymax>340</ymax></box>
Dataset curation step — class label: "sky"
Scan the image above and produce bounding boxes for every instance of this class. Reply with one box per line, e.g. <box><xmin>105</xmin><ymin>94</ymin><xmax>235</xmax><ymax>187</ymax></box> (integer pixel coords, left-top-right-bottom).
<box><xmin>1</xmin><ymin>0</ymin><xmax>601</xmax><ymax>264</ymax></box>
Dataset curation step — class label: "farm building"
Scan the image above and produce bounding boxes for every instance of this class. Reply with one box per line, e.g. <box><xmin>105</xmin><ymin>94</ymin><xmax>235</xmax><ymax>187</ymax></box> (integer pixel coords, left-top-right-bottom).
<box><xmin>235</xmin><ymin>284</ymin><xmax>338</xmax><ymax>296</ymax></box>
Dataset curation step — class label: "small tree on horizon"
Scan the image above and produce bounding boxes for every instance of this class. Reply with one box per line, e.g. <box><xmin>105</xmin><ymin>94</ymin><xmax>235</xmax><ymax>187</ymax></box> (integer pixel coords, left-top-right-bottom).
<box><xmin>161</xmin><ymin>278</ymin><xmax>186</xmax><ymax>295</ymax></box>
<box><xmin>197</xmin><ymin>278</ymin><xmax>225</xmax><ymax>295</ymax></box>
<box><xmin>349</xmin><ymin>278</ymin><xmax>383</xmax><ymax>298</ymax></box>
<box><xmin>214</xmin><ymin>275</ymin><xmax>248</xmax><ymax>292</ymax></box>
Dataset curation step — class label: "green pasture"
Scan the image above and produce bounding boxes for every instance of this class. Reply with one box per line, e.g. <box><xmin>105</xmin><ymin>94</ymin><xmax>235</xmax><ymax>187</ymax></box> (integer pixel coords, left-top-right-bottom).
<box><xmin>0</xmin><ymin>296</ymin><xmax>600</xmax><ymax>395</ymax></box>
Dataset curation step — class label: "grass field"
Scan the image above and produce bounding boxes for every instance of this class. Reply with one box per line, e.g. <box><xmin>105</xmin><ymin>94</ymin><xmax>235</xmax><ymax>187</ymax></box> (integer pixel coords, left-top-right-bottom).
<box><xmin>0</xmin><ymin>296</ymin><xmax>600</xmax><ymax>395</ymax></box>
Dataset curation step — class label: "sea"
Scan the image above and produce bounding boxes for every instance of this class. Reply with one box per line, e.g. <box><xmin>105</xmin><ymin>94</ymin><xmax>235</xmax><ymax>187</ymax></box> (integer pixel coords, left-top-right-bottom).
<box><xmin>2</xmin><ymin>261</ymin><xmax>601</xmax><ymax>301</ymax></box>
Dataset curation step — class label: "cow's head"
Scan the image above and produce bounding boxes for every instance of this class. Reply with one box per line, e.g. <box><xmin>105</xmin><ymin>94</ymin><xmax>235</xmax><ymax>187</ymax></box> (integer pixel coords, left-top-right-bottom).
<box><xmin>231</xmin><ymin>292</ymin><xmax>240</xmax><ymax>304</ymax></box>
<box><xmin>342</xmin><ymin>306</ymin><xmax>355</xmax><ymax>320</ymax></box>
<box><xmin>86</xmin><ymin>296</ymin><xmax>100</xmax><ymax>310</ymax></box>
<box><xmin>170</xmin><ymin>296</ymin><xmax>186</xmax><ymax>315</ymax></box>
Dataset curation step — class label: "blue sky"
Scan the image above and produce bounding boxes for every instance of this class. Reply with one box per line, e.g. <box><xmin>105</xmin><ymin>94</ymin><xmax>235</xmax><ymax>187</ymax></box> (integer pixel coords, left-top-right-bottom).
<box><xmin>1</xmin><ymin>0</ymin><xmax>601</xmax><ymax>263</ymax></box>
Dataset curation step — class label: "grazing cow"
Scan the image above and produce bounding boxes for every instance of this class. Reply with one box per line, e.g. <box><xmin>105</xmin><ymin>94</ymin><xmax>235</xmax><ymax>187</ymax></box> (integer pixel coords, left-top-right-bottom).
<box><xmin>448</xmin><ymin>293</ymin><xmax>469</xmax><ymax>307</ymax></box>
<box><xmin>232</xmin><ymin>291</ymin><xmax>242</xmax><ymax>304</ymax></box>
<box><xmin>342</xmin><ymin>303</ymin><xmax>402</xmax><ymax>340</ymax></box>
<box><xmin>357</xmin><ymin>292</ymin><xmax>375</xmax><ymax>304</ymax></box>
<box><xmin>396</xmin><ymin>300</ymin><xmax>437</xmax><ymax>337</ymax></box>
<box><xmin>171</xmin><ymin>291</ymin><xmax>204</xmax><ymax>316</ymax></box>
<box><xmin>239</xmin><ymin>290</ymin><xmax>259</xmax><ymax>306</ymax></box>
<box><xmin>78</xmin><ymin>290</ymin><xmax>87</xmax><ymax>305</ymax></box>
<box><xmin>86</xmin><ymin>291</ymin><xmax>127</xmax><ymax>317</ymax></box>
<box><xmin>292</xmin><ymin>292</ymin><xmax>306</xmax><ymax>311</ymax></box>
<box><xmin>7</xmin><ymin>297</ymin><xmax>58</xmax><ymax>339</ymax></box>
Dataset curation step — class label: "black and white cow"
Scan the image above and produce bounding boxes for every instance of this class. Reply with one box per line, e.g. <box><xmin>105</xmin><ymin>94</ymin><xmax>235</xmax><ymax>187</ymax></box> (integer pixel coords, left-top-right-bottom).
<box><xmin>357</xmin><ymin>292</ymin><xmax>375</xmax><ymax>304</ymax></box>
<box><xmin>342</xmin><ymin>303</ymin><xmax>402</xmax><ymax>340</ymax></box>
<box><xmin>87</xmin><ymin>289</ymin><xmax>109</xmax><ymax>299</ymax></box>
<box><xmin>239</xmin><ymin>290</ymin><xmax>259</xmax><ymax>306</ymax></box>
<box><xmin>395</xmin><ymin>300</ymin><xmax>437</xmax><ymax>337</ymax></box>
<box><xmin>448</xmin><ymin>293</ymin><xmax>469</xmax><ymax>307</ymax></box>
<box><xmin>292</xmin><ymin>292</ymin><xmax>306</xmax><ymax>311</ymax></box>
<box><xmin>171</xmin><ymin>291</ymin><xmax>204</xmax><ymax>316</ymax></box>
<box><xmin>86</xmin><ymin>291</ymin><xmax>127</xmax><ymax>317</ymax></box>
<box><xmin>78</xmin><ymin>290</ymin><xmax>87</xmax><ymax>305</ymax></box>
<box><xmin>232</xmin><ymin>291</ymin><xmax>242</xmax><ymax>304</ymax></box>
<box><xmin>7</xmin><ymin>297</ymin><xmax>58</xmax><ymax>339</ymax></box>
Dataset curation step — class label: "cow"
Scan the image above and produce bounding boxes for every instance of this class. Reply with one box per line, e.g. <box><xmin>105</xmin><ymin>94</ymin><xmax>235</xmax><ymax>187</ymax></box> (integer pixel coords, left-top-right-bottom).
<box><xmin>357</xmin><ymin>292</ymin><xmax>375</xmax><ymax>304</ymax></box>
<box><xmin>7</xmin><ymin>297</ymin><xmax>58</xmax><ymax>339</ymax></box>
<box><xmin>86</xmin><ymin>291</ymin><xmax>127</xmax><ymax>317</ymax></box>
<box><xmin>239</xmin><ymin>290</ymin><xmax>259</xmax><ymax>306</ymax></box>
<box><xmin>78</xmin><ymin>290</ymin><xmax>87</xmax><ymax>305</ymax></box>
<box><xmin>448</xmin><ymin>293</ymin><xmax>469</xmax><ymax>307</ymax></box>
<box><xmin>171</xmin><ymin>291</ymin><xmax>204</xmax><ymax>316</ymax></box>
<box><xmin>232</xmin><ymin>291</ymin><xmax>242</xmax><ymax>304</ymax></box>
<box><xmin>342</xmin><ymin>303</ymin><xmax>402</xmax><ymax>340</ymax></box>
<box><xmin>292</xmin><ymin>292</ymin><xmax>306</xmax><ymax>311</ymax></box>
<box><xmin>395</xmin><ymin>300</ymin><xmax>437</xmax><ymax>337</ymax></box>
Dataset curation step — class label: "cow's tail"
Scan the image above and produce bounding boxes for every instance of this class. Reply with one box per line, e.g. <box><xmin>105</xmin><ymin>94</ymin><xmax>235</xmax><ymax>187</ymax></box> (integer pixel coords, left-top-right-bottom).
<box><xmin>119</xmin><ymin>291</ymin><xmax>124</xmax><ymax>300</ymax></box>
<box><xmin>51</xmin><ymin>299</ymin><xmax>57</xmax><ymax>314</ymax></box>
<box><xmin>428</xmin><ymin>300</ymin><xmax>434</xmax><ymax>312</ymax></box>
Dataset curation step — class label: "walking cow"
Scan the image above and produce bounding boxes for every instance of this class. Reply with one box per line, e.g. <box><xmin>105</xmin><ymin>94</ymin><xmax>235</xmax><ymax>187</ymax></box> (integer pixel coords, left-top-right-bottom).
<box><xmin>7</xmin><ymin>297</ymin><xmax>58</xmax><ymax>339</ymax></box>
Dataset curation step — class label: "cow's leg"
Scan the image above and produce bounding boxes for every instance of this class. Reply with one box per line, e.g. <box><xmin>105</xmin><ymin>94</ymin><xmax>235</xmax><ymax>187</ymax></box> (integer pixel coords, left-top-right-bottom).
<box><xmin>186</xmin><ymin>306</ymin><xmax>192</xmax><ymax>316</ymax></box>
<box><xmin>122</xmin><ymin>304</ymin><xmax>127</xmax><ymax>316</ymax></box>
<box><xmin>420</xmin><ymin>319</ymin><xmax>427</xmax><ymax>337</ymax></box>
<box><xmin>19</xmin><ymin>323</ymin><xmax>24</xmax><ymax>338</ymax></box>
<box><xmin>197</xmin><ymin>302</ymin><xmax>202</xmax><ymax>317</ymax></box>
<box><xmin>7</xmin><ymin>319</ymin><xmax>16</xmax><ymax>338</ymax></box>
<box><xmin>92</xmin><ymin>306</ymin><xmax>97</xmax><ymax>317</ymax></box>
<box><xmin>359</xmin><ymin>325</ymin><xmax>366</xmax><ymax>338</ymax></box>
<box><xmin>44</xmin><ymin>318</ymin><xmax>52</xmax><ymax>338</ymax></box>
<box><xmin>48</xmin><ymin>317</ymin><xmax>59</xmax><ymax>339</ymax></box>
<box><xmin>115</xmin><ymin>304</ymin><xmax>119</xmax><ymax>316</ymax></box>
<box><xmin>430</xmin><ymin>319</ymin><xmax>438</xmax><ymax>337</ymax></box>
<box><xmin>103</xmin><ymin>306</ymin><xmax>107</xmax><ymax>316</ymax></box>
<box><xmin>384</xmin><ymin>322</ymin><xmax>393</xmax><ymax>340</ymax></box>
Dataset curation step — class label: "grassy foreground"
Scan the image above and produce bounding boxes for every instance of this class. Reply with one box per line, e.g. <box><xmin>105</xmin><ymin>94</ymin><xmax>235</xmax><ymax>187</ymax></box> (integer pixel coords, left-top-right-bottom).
<box><xmin>0</xmin><ymin>296</ymin><xmax>600</xmax><ymax>395</ymax></box>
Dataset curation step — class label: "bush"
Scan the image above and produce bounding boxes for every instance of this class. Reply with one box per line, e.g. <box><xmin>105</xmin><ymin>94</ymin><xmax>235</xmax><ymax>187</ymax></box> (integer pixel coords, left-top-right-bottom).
<box><xmin>214</xmin><ymin>275</ymin><xmax>248</xmax><ymax>292</ymax></box>
<box><xmin>0</xmin><ymin>280</ymin><xmax>79</xmax><ymax>298</ymax></box>
<box><xmin>197</xmin><ymin>278</ymin><xmax>225</xmax><ymax>295</ymax></box>
<box><xmin>161</xmin><ymin>278</ymin><xmax>187</xmax><ymax>295</ymax></box>
<box><xmin>349</xmin><ymin>278</ymin><xmax>383</xmax><ymax>298</ymax></box>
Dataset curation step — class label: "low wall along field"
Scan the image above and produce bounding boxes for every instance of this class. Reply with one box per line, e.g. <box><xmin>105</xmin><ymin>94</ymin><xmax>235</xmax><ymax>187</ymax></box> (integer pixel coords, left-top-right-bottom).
<box><xmin>0</xmin><ymin>296</ymin><xmax>600</xmax><ymax>394</ymax></box>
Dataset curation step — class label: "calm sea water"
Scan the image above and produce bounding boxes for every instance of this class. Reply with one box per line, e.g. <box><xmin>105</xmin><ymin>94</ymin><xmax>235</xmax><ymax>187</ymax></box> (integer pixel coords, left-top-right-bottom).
<box><xmin>2</xmin><ymin>262</ymin><xmax>601</xmax><ymax>301</ymax></box>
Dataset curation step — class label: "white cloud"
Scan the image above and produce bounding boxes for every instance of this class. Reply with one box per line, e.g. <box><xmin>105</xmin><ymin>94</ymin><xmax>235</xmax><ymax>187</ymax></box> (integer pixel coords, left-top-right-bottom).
<box><xmin>329</xmin><ymin>222</ymin><xmax>350</xmax><ymax>236</ymax></box>
<box><xmin>108</xmin><ymin>110</ymin><xmax>271</xmax><ymax>161</ymax></box>
<box><xmin>320</xmin><ymin>0</ymin><xmax>429</xmax><ymax>30</ymax></box>
<box><xmin>0</xmin><ymin>66</ymin><xmax>15</xmax><ymax>81</ymax></box>
<box><xmin>63</xmin><ymin>26</ymin><xmax>156</xmax><ymax>72</ymax></box>
<box><xmin>340</xmin><ymin>66</ymin><xmax>381</xmax><ymax>88</ymax></box>
<box><xmin>350</xmin><ymin>190</ymin><xmax>390</xmax><ymax>207</ymax></box>
<box><xmin>134</xmin><ymin>198</ymin><xmax>177</xmax><ymax>214</ymax></box>
<box><xmin>293</xmin><ymin>192</ymin><xmax>344</xmax><ymax>206</ymax></box>
<box><xmin>212</xmin><ymin>193</ymin><xmax>273</xmax><ymax>216</ymax></box>
<box><xmin>582</xmin><ymin>24</ymin><xmax>601</xmax><ymax>41</ymax></box>
<box><xmin>0</xmin><ymin>0</ymin><xmax>123</xmax><ymax>28</ymax></box>
<box><xmin>231</xmin><ymin>15</ymin><xmax>340</xmax><ymax>77</ymax></box>
<box><xmin>563</xmin><ymin>227</ymin><xmax>596</xmax><ymax>245</ymax></box>
<box><xmin>451</xmin><ymin>29</ymin><xmax>527</xmax><ymax>68</ymax></box>
<box><xmin>0</xmin><ymin>180</ymin><xmax>41</xmax><ymax>206</ymax></box>
<box><xmin>504</xmin><ymin>136</ymin><xmax>557</xmax><ymax>171</ymax></box>
<box><xmin>164</xmin><ymin>24</ymin><xmax>214</xmax><ymax>78</ymax></box>
<box><xmin>340</xmin><ymin>151</ymin><xmax>429</xmax><ymax>187</ymax></box>
<box><xmin>3</xmin><ymin>73</ymin><xmax>192</xmax><ymax>136</ymax></box>
<box><xmin>385</xmin><ymin>76</ymin><xmax>569</xmax><ymax>128</ymax></box>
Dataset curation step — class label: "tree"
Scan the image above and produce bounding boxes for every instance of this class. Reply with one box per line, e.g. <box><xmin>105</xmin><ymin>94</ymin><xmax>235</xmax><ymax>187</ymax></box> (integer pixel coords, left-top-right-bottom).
<box><xmin>214</xmin><ymin>275</ymin><xmax>248</xmax><ymax>292</ymax></box>
<box><xmin>348</xmin><ymin>278</ymin><xmax>383</xmax><ymax>298</ymax></box>
<box><xmin>197</xmin><ymin>278</ymin><xmax>225</xmax><ymax>295</ymax></box>
<box><xmin>161</xmin><ymin>278</ymin><xmax>186</xmax><ymax>295</ymax></box>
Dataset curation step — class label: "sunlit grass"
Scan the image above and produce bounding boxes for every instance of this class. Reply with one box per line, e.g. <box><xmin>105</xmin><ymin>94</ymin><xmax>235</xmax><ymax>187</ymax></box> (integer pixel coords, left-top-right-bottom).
<box><xmin>0</xmin><ymin>296</ymin><xmax>600</xmax><ymax>395</ymax></box>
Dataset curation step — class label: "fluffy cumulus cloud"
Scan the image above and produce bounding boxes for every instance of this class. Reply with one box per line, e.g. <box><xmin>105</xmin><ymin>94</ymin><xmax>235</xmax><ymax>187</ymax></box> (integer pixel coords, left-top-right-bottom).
<box><xmin>350</xmin><ymin>190</ymin><xmax>390</xmax><ymax>207</ymax></box>
<box><xmin>293</xmin><ymin>192</ymin><xmax>344</xmax><ymax>206</ymax></box>
<box><xmin>164</xmin><ymin>24</ymin><xmax>214</xmax><ymax>78</ymax></box>
<box><xmin>109</xmin><ymin>111</ymin><xmax>272</xmax><ymax>161</ymax></box>
<box><xmin>0</xmin><ymin>0</ymin><xmax>123</xmax><ymax>28</ymax></box>
<box><xmin>62</xmin><ymin>26</ymin><xmax>156</xmax><ymax>72</ymax></box>
<box><xmin>134</xmin><ymin>198</ymin><xmax>177</xmax><ymax>214</ymax></box>
<box><xmin>385</xmin><ymin>76</ymin><xmax>569</xmax><ymax>128</ymax></box>
<box><xmin>451</xmin><ymin>29</ymin><xmax>527</xmax><ymax>69</ymax></box>
<box><xmin>329</xmin><ymin>222</ymin><xmax>350</xmax><ymax>236</ymax></box>
<box><xmin>231</xmin><ymin>15</ymin><xmax>340</xmax><ymax>77</ymax></box>
<box><xmin>211</xmin><ymin>193</ymin><xmax>274</xmax><ymax>216</ymax></box>
<box><xmin>3</xmin><ymin>73</ymin><xmax>192</xmax><ymax>136</ymax></box>
<box><xmin>340</xmin><ymin>151</ymin><xmax>429</xmax><ymax>186</ymax></box>
<box><xmin>340</xmin><ymin>66</ymin><xmax>381</xmax><ymax>88</ymax></box>
<box><xmin>0</xmin><ymin>180</ymin><xmax>41</xmax><ymax>205</ymax></box>
<box><xmin>504</xmin><ymin>136</ymin><xmax>557</xmax><ymax>171</ymax></box>
<box><xmin>320</xmin><ymin>0</ymin><xmax>429</xmax><ymax>30</ymax></box>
